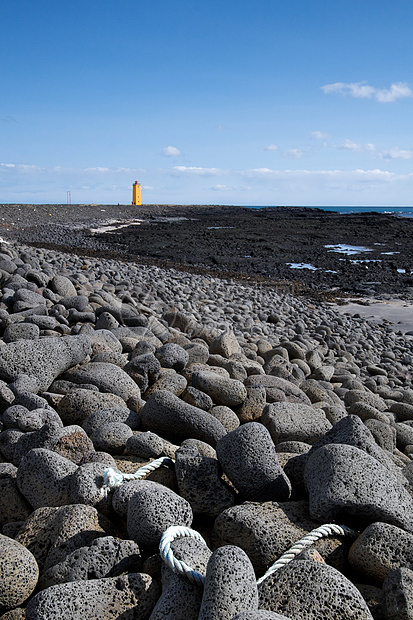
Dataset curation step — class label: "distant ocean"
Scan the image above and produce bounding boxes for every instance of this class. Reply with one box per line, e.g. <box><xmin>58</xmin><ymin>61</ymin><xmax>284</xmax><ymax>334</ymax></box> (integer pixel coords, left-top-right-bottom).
<box><xmin>245</xmin><ymin>206</ymin><xmax>413</xmax><ymax>217</ymax></box>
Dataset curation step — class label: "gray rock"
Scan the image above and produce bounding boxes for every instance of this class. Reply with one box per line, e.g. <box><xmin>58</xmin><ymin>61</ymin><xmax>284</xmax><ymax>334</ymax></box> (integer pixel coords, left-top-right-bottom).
<box><xmin>156</xmin><ymin>343</ymin><xmax>189</xmax><ymax>370</ymax></box>
<box><xmin>395</xmin><ymin>422</ymin><xmax>413</xmax><ymax>450</ymax></box>
<box><xmin>50</xmin><ymin>275</ymin><xmax>77</xmax><ymax>297</ymax></box>
<box><xmin>344</xmin><ymin>389</ymin><xmax>387</xmax><ymax>411</ymax></box>
<box><xmin>0</xmin><ymin>467</ymin><xmax>32</xmax><ymax>527</ymax></box>
<box><xmin>125</xmin><ymin>431</ymin><xmax>168</xmax><ymax>459</ymax></box>
<box><xmin>25</xmin><ymin>572</ymin><xmax>160</xmax><ymax>620</ymax></box>
<box><xmin>123</xmin><ymin>352</ymin><xmax>161</xmax><ymax>391</ymax></box>
<box><xmin>89</xmin><ymin>329</ymin><xmax>122</xmax><ymax>355</ymax></box>
<box><xmin>258</xmin><ymin>560</ymin><xmax>373</xmax><ymax>619</ymax></box>
<box><xmin>210</xmin><ymin>331</ymin><xmax>242</xmax><ymax>358</ymax></box>
<box><xmin>127</xmin><ymin>480</ymin><xmax>193</xmax><ymax>554</ymax></box>
<box><xmin>0</xmin><ymin>534</ymin><xmax>39</xmax><ymax>614</ymax></box>
<box><xmin>236</xmin><ymin>385</ymin><xmax>267</xmax><ymax>425</ymax></box>
<box><xmin>212</xmin><ymin>500</ymin><xmax>318</xmax><ymax>575</ymax></box>
<box><xmin>182</xmin><ymin>385</ymin><xmax>214</xmax><ymax>411</ymax></box>
<box><xmin>199</xmin><ymin>545</ymin><xmax>258</xmax><ymax>620</ymax></box>
<box><xmin>15</xmin><ymin>504</ymin><xmax>111</xmax><ymax>571</ymax></box>
<box><xmin>3</xmin><ymin>322</ymin><xmax>40</xmax><ymax>342</ymax></box>
<box><xmin>183</xmin><ymin>342</ymin><xmax>209</xmax><ymax>365</ymax></box>
<box><xmin>175</xmin><ymin>442</ymin><xmax>235</xmax><ymax>517</ymax></box>
<box><xmin>192</xmin><ymin>370</ymin><xmax>247</xmax><ymax>406</ymax></box>
<box><xmin>78</xmin><ymin>450</ymin><xmax>117</xmax><ymax>468</ymax></box>
<box><xmin>216</xmin><ymin>422</ymin><xmax>291</xmax><ymax>501</ymax></box>
<box><xmin>83</xmin><ymin>405</ymin><xmax>140</xmax><ymax>436</ymax></box>
<box><xmin>382</xmin><ymin>567</ymin><xmax>413</xmax><ymax>620</ymax></box>
<box><xmin>262</xmin><ymin>402</ymin><xmax>332</xmax><ymax>445</ymax></box>
<box><xmin>0</xmin><ymin>380</ymin><xmax>15</xmax><ymax>412</ymax></box>
<box><xmin>210</xmin><ymin>405</ymin><xmax>240</xmax><ymax>431</ymax></box>
<box><xmin>140</xmin><ymin>389</ymin><xmax>227</xmax><ymax>447</ymax></box>
<box><xmin>0</xmin><ymin>335</ymin><xmax>91</xmax><ymax>391</ymax></box>
<box><xmin>231</xmin><ymin>613</ymin><xmax>292</xmax><ymax>620</ymax></box>
<box><xmin>69</xmin><ymin>461</ymin><xmax>113</xmax><ymax>509</ymax></box>
<box><xmin>57</xmin><ymin>388</ymin><xmax>128</xmax><ymax>425</ymax></box>
<box><xmin>144</xmin><ymin>368</ymin><xmax>187</xmax><ymax>398</ymax></box>
<box><xmin>308</xmin><ymin>415</ymin><xmax>402</xmax><ymax>480</ymax></box>
<box><xmin>305</xmin><ymin>444</ymin><xmax>413</xmax><ymax>532</ymax></box>
<box><xmin>39</xmin><ymin>535</ymin><xmax>142</xmax><ymax>589</ymax></box>
<box><xmin>245</xmin><ymin>374</ymin><xmax>311</xmax><ymax>405</ymax></box>
<box><xmin>62</xmin><ymin>361</ymin><xmax>141</xmax><ymax>406</ymax></box>
<box><xmin>348</xmin><ymin>522</ymin><xmax>413</xmax><ymax>585</ymax></box>
<box><xmin>6</xmin><ymin>407</ymin><xmax>62</xmax><ymax>432</ymax></box>
<box><xmin>150</xmin><ymin>536</ymin><xmax>212</xmax><ymax>620</ymax></box>
<box><xmin>364</xmin><ymin>418</ymin><xmax>396</xmax><ymax>452</ymax></box>
<box><xmin>0</xmin><ymin>428</ymin><xmax>24</xmax><ymax>462</ymax></box>
<box><xmin>12</xmin><ymin>421</ymin><xmax>62</xmax><ymax>466</ymax></box>
<box><xmin>60</xmin><ymin>294</ymin><xmax>89</xmax><ymax>311</ymax></box>
<box><xmin>17</xmin><ymin>447</ymin><xmax>77</xmax><ymax>508</ymax></box>
<box><xmin>90</xmin><ymin>421</ymin><xmax>133</xmax><ymax>454</ymax></box>
<box><xmin>275</xmin><ymin>440</ymin><xmax>311</xmax><ymax>454</ymax></box>
<box><xmin>52</xmin><ymin>424</ymin><xmax>95</xmax><ymax>464</ymax></box>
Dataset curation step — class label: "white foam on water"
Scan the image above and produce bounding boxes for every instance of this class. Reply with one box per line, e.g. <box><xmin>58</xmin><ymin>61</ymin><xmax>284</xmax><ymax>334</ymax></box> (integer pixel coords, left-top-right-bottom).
<box><xmin>0</xmin><ymin>237</ymin><xmax>10</xmax><ymax>244</ymax></box>
<box><xmin>207</xmin><ymin>226</ymin><xmax>235</xmax><ymax>229</ymax></box>
<box><xmin>381</xmin><ymin>251</ymin><xmax>400</xmax><ymax>255</ymax></box>
<box><xmin>325</xmin><ymin>244</ymin><xmax>372</xmax><ymax>255</ymax></box>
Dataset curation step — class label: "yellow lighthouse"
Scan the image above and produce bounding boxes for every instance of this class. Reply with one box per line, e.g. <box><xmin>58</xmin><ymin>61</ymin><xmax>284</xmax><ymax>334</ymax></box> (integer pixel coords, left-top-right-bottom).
<box><xmin>132</xmin><ymin>180</ymin><xmax>141</xmax><ymax>206</ymax></box>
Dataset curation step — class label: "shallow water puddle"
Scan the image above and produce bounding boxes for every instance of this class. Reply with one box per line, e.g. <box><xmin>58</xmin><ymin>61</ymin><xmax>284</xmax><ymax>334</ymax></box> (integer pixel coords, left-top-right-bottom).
<box><xmin>90</xmin><ymin>220</ymin><xmax>144</xmax><ymax>233</ymax></box>
<box><xmin>325</xmin><ymin>244</ymin><xmax>372</xmax><ymax>255</ymax></box>
<box><xmin>286</xmin><ymin>262</ymin><xmax>319</xmax><ymax>270</ymax></box>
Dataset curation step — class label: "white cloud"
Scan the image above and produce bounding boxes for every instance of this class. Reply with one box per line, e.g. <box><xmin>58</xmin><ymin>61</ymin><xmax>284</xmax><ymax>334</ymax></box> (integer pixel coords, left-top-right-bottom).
<box><xmin>161</xmin><ymin>146</ymin><xmax>182</xmax><ymax>157</ymax></box>
<box><xmin>338</xmin><ymin>140</ymin><xmax>375</xmax><ymax>152</ymax></box>
<box><xmin>311</xmin><ymin>131</ymin><xmax>331</xmax><ymax>140</ymax></box>
<box><xmin>321</xmin><ymin>81</ymin><xmax>413</xmax><ymax>103</ymax></box>
<box><xmin>173</xmin><ymin>166</ymin><xmax>221</xmax><ymax>175</ymax></box>
<box><xmin>263</xmin><ymin>144</ymin><xmax>278</xmax><ymax>151</ymax></box>
<box><xmin>380</xmin><ymin>147</ymin><xmax>413</xmax><ymax>160</ymax></box>
<box><xmin>283</xmin><ymin>149</ymin><xmax>304</xmax><ymax>159</ymax></box>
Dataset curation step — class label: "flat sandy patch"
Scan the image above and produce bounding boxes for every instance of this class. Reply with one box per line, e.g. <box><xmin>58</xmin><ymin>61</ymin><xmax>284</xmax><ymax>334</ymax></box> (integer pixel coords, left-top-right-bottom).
<box><xmin>330</xmin><ymin>298</ymin><xmax>413</xmax><ymax>334</ymax></box>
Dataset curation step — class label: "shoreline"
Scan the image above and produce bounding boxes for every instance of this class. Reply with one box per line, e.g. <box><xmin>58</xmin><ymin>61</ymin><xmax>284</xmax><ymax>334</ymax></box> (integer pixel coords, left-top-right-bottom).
<box><xmin>2</xmin><ymin>202</ymin><xmax>413</xmax><ymax>303</ymax></box>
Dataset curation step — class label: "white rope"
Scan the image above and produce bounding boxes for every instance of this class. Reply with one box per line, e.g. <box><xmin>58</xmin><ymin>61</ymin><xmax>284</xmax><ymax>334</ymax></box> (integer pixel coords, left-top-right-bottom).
<box><xmin>100</xmin><ymin>456</ymin><xmax>174</xmax><ymax>497</ymax></box>
<box><xmin>256</xmin><ymin>523</ymin><xmax>358</xmax><ymax>585</ymax></box>
<box><xmin>159</xmin><ymin>523</ymin><xmax>358</xmax><ymax>587</ymax></box>
<box><xmin>159</xmin><ymin>525</ymin><xmax>207</xmax><ymax>586</ymax></box>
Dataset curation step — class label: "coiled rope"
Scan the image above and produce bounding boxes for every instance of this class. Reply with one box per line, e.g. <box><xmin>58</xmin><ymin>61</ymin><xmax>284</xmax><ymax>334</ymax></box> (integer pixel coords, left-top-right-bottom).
<box><xmin>159</xmin><ymin>523</ymin><xmax>359</xmax><ymax>586</ymax></box>
<box><xmin>100</xmin><ymin>456</ymin><xmax>174</xmax><ymax>497</ymax></box>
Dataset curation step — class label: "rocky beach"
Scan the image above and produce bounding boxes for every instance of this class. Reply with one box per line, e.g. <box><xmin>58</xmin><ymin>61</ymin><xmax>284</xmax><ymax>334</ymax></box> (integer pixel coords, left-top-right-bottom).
<box><xmin>0</xmin><ymin>203</ymin><xmax>413</xmax><ymax>619</ymax></box>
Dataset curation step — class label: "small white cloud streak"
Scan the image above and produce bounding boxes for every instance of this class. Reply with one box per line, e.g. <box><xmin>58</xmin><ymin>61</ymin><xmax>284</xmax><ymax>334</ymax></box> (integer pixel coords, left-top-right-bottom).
<box><xmin>380</xmin><ymin>147</ymin><xmax>413</xmax><ymax>160</ymax></box>
<box><xmin>283</xmin><ymin>149</ymin><xmax>304</xmax><ymax>159</ymax></box>
<box><xmin>161</xmin><ymin>146</ymin><xmax>182</xmax><ymax>157</ymax></box>
<box><xmin>263</xmin><ymin>144</ymin><xmax>278</xmax><ymax>151</ymax></box>
<box><xmin>311</xmin><ymin>131</ymin><xmax>331</xmax><ymax>140</ymax></box>
<box><xmin>338</xmin><ymin>140</ymin><xmax>375</xmax><ymax>153</ymax></box>
<box><xmin>173</xmin><ymin>166</ymin><xmax>222</xmax><ymax>175</ymax></box>
<box><xmin>321</xmin><ymin>81</ymin><xmax>413</xmax><ymax>103</ymax></box>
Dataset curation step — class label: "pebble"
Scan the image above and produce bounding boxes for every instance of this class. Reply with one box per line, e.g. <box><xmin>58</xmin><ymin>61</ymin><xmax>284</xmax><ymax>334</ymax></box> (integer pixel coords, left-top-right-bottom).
<box><xmin>216</xmin><ymin>422</ymin><xmax>291</xmax><ymax>501</ymax></box>
<box><xmin>25</xmin><ymin>572</ymin><xmax>160</xmax><ymax>619</ymax></box>
<box><xmin>199</xmin><ymin>545</ymin><xmax>258</xmax><ymax>620</ymax></box>
<box><xmin>0</xmin><ymin>237</ymin><xmax>413</xmax><ymax>618</ymax></box>
<box><xmin>0</xmin><ymin>533</ymin><xmax>39</xmax><ymax>613</ymax></box>
<box><xmin>126</xmin><ymin>480</ymin><xmax>193</xmax><ymax>554</ymax></box>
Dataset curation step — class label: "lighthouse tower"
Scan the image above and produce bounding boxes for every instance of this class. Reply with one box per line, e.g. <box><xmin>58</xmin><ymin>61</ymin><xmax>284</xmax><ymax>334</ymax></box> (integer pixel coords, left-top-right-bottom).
<box><xmin>132</xmin><ymin>181</ymin><xmax>141</xmax><ymax>206</ymax></box>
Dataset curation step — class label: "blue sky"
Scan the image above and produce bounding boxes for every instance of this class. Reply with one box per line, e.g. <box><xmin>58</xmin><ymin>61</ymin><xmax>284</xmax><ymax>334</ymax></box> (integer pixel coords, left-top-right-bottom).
<box><xmin>1</xmin><ymin>0</ymin><xmax>413</xmax><ymax>206</ymax></box>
